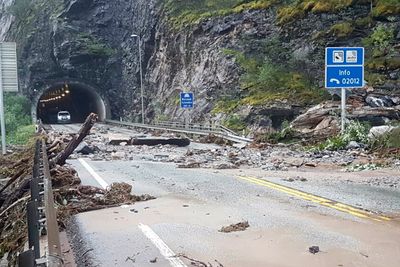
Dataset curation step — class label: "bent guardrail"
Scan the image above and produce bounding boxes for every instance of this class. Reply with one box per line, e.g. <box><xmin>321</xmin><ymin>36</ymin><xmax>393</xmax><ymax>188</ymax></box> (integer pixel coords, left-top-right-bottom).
<box><xmin>104</xmin><ymin>119</ymin><xmax>253</xmax><ymax>143</ymax></box>
<box><xmin>18</xmin><ymin>139</ymin><xmax>63</xmax><ymax>267</ymax></box>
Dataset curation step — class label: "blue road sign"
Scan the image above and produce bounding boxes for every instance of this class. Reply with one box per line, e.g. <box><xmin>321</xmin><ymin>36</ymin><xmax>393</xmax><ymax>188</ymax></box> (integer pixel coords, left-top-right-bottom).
<box><xmin>325</xmin><ymin>47</ymin><xmax>364</xmax><ymax>89</ymax></box>
<box><xmin>180</xmin><ymin>92</ymin><xmax>194</xmax><ymax>108</ymax></box>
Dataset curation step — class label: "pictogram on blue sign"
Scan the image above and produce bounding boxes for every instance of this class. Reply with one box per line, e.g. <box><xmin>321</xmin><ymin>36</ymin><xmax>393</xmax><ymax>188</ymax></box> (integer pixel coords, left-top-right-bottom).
<box><xmin>180</xmin><ymin>92</ymin><xmax>194</xmax><ymax>108</ymax></box>
<box><xmin>325</xmin><ymin>47</ymin><xmax>364</xmax><ymax>89</ymax></box>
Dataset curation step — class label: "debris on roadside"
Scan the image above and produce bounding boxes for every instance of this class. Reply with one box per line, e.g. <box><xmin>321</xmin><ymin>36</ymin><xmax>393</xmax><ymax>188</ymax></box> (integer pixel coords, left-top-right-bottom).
<box><xmin>109</xmin><ymin>137</ymin><xmax>190</xmax><ymax>147</ymax></box>
<box><xmin>283</xmin><ymin>176</ymin><xmax>307</xmax><ymax>182</ymax></box>
<box><xmin>345</xmin><ymin>163</ymin><xmax>381</xmax><ymax>172</ymax></box>
<box><xmin>219</xmin><ymin>221</ymin><xmax>250</xmax><ymax>233</ymax></box>
<box><xmin>176</xmin><ymin>254</ymin><xmax>224</xmax><ymax>267</ymax></box>
<box><xmin>0</xmin><ymin>114</ymin><xmax>156</xmax><ymax>265</ymax></box>
<box><xmin>309</xmin><ymin>246</ymin><xmax>320</xmax><ymax>254</ymax></box>
<box><xmin>199</xmin><ymin>134</ymin><xmax>232</xmax><ymax>146</ymax></box>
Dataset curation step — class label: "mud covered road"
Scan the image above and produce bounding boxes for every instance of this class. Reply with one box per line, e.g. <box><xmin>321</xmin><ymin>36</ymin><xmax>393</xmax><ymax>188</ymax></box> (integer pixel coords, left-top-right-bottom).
<box><xmin>50</xmin><ymin>124</ymin><xmax>400</xmax><ymax>267</ymax></box>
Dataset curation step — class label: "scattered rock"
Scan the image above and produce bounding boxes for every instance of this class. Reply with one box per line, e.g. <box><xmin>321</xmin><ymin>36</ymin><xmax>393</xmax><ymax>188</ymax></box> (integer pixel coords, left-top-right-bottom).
<box><xmin>285</xmin><ymin>157</ymin><xmax>304</xmax><ymax>167</ymax></box>
<box><xmin>75</xmin><ymin>141</ymin><xmax>98</xmax><ymax>155</ymax></box>
<box><xmin>111</xmin><ymin>151</ymin><xmax>125</xmax><ymax>160</ymax></box>
<box><xmin>346</xmin><ymin>141</ymin><xmax>361</xmax><ymax>150</ymax></box>
<box><xmin>150</xmin><ymin>257</ymin><xmax>158</xmax><ymax>263</ymax></box>
<box><xmin>305</xmin><ymin>162</ymin><xmax>317</xmax><ymax>167</ymax></box>
<box><xmin>177</xmin><ymin>162</ymin><xmax>201</xmax><ymax>168</ymax></box>
<box><xmin>309</xmin><ymin>246</ymin><xmax>320</xmax><ymax>254</ymax></box>
<box><xmin>212</xmin><ymin>162</ymin><xmax>238</xmax><ymax>169</ymax></box>
<box><xmin>219</xmin><ymin>221</ymin><xmax>249</xmax><ymax>233</ymax></box>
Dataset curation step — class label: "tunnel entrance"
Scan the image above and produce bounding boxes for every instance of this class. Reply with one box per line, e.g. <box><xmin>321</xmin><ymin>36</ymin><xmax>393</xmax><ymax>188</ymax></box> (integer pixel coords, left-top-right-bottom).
<box><xmin>36</xmin><ymin>82</ymin><xmax>107</xmax><ymax>124</ymax></box>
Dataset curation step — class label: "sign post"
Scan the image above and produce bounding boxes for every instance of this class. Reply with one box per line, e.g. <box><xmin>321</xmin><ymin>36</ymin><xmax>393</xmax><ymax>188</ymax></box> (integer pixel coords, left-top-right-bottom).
<box><xmin>180</xmin><ymin>92</ymin><xmax>194</xmax><ymax>109</ymax></box>
<box><xmin>325</xmin><ymin>47</ymin><xmax>364</xmax><ymax>132</ymax></box>
<box><xmin>0</xmin><ymin>42</ymin><xmax>19</xmax><ymax>155</ymax></box>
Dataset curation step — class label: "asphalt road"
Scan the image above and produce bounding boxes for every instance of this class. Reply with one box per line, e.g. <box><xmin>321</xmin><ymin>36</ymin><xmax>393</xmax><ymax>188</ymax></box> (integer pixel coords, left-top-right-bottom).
<box><xmin>52</xmin><ymin>124</ymin><xmax>400</xmax><ymax>267</ymax></box>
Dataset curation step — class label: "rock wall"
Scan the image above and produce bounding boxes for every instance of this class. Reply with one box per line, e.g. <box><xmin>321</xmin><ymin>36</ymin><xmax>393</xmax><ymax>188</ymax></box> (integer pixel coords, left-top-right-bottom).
<box><xmin>0</xmin><ymin>0</ymin><xmax>399</xmax><ymax>128</ymax></box>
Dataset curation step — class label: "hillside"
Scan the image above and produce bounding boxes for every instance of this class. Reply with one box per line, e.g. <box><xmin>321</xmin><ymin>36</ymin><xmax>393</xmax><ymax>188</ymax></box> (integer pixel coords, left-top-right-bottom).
<box><xmin>0</xmin><ymin>0</ymin><xmax>399</xmax><ymax>133</ymax></box>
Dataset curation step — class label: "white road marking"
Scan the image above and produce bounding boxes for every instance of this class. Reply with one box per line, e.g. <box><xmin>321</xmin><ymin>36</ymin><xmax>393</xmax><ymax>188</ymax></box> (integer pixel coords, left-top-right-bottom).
<box><xmin>138</xmin><ymin>223</ymin><xmax>187</xmax><ymax>267</ymax></box>
<box><xmin>77</xmin><ymin>158</ymin><xmax>109</xmax><ymax>189</ymax></box>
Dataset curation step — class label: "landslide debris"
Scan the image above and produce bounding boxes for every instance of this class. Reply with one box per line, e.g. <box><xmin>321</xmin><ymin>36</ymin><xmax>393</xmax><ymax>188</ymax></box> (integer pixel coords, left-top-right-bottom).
<box><xmin>0</xmin><ymin>117</ymin><xmax>155</xmax><ymax>266</ymax></box>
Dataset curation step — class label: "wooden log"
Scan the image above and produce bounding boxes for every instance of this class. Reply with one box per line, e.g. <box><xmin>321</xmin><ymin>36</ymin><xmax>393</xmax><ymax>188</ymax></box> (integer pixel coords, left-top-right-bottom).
<box><xmin>129</xmin><ymin>138</ymin><xmax>190</xmax><ymax>147</ymax></box>
<box><xmin>52</xmin><ymin>113</ymin><xmax>98</xmax><ymax>166</ymax></box>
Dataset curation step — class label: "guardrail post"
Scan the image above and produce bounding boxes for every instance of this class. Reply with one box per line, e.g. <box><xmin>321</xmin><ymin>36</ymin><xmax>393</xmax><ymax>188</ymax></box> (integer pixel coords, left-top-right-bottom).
<box><xmin>18</xmin><ymin>250</ymin><xmax>35</xmax><ymax>267</ymax></box>
<box><xmin>26</xmin><ymin>200</ymin><xmax>40</xmax><ymax>260</ymax></box>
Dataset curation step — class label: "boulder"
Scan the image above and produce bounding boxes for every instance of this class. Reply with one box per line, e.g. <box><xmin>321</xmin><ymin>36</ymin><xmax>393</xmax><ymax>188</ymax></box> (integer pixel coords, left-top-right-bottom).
<box><xmin>74</xmin><ymin>141</ymin><xmax>98</xmax><ymax>155</ymax></box>
<box><xmin>290</xmin><ymin>102</ymin><xmax>340</xmax><ymax>138</ymax></box>
<box><xmin>346</xmin><ymin>141</ymin><xmax>361</xmax><ymax>150</ymax></box>
<box><xmin>366</xmin><ymin>95</ymin><xmax>394</xmax><ymax>107</ymax></box>
<box><xmin>368</xmin><ymin>126</ymin><xmax>395</xmax><ymax>140</ymax></box>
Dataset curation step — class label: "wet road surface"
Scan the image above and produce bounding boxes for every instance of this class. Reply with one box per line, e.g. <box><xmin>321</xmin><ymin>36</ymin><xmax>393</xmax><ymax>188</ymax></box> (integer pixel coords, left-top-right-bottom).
<box><xmin>52</xmin><ymin>124</ymin><xmax>400</xmax><ymax>267</ymax></box>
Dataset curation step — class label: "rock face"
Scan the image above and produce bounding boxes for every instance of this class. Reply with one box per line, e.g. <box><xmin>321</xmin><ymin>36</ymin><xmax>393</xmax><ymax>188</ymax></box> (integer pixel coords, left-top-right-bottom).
<box><xmin>0</xmin><ymin>1</ymin><xmax>399</xmax><ymax>129</ymax></box>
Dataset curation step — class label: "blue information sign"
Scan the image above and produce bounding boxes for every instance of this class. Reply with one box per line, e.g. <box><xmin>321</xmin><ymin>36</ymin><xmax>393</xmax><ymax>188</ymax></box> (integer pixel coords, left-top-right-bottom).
<box><xmin>325</xmin><ymin>47</ymin><xmax>364</xmax><ymax>89</ymax></box>
<box><xmin>180</xmin><ymin>92</ymin><xmax>194</xmax><ymax>108</ymax></box>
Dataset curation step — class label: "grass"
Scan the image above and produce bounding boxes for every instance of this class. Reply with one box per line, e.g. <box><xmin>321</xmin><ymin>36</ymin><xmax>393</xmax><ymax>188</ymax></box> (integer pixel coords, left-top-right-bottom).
<box><xmin>372</xmin><ymin>0</ymin><xmax>400</xmax><ymax>17</ymax></box>
<box><xmin>277</xmin><ymin>0</ymin><xmax>354</xmax><ymax>24</ymax></box>
<box><xmin>163</xmin><ymin>0</ymin><xmax>277</xmax><ymax>29</ymax></box>
<box><xmin>77</xmin><ymin>33</ymin><xmax>115</xmax><ymax>57</ymax></box>
<box><xmin>8</xmin><ymin>125</ymin><xmax>36</xmax><ymax>145</ymax></box>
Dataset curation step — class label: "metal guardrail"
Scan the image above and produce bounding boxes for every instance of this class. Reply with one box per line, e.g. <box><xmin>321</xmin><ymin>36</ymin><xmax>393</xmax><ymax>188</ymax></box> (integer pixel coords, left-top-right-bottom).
<box><xmin>104</xmin><ymin>119</ymin><xmax>253</xmax><ymax>143</ymax></box>
<box><xmin>18</xmin><ymin>140</ymin><xmax>63</xmax><ymax>267</ymax></box>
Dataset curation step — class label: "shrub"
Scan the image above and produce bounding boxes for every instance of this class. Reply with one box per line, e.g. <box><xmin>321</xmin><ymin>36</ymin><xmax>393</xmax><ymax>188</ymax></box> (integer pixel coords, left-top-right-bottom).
<box><xmin>342</xmin><ymin>120</ymin><xmax>370</xmax><ymax>144</ymax></box>
<box><xmin>362</xmin><ymin>25</ymin><xmax>395</xmax><ymax>57</ymax></box>
<box><xmin>316</xmin><ymin>120</ymin><xmax>370</xmax><ymax>151</ymax></box>
<box><xmin>4</xmin><ymin>93</ymin><xmax>33</xmax><ymax>145</ymax></box>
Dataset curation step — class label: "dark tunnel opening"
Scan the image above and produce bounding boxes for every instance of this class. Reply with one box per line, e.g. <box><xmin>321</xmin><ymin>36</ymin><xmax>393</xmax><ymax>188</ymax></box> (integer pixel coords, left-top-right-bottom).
<box><xmin>37</xmin><ymin>83</ymin><xmax>106</xmax><ymax>124</ymax></box>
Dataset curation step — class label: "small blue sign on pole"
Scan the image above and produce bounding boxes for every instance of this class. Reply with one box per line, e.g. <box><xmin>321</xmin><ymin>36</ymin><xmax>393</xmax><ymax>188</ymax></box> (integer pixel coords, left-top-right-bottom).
<box><xmin>180</xmin><ymin>92</ymin><xmax>194</xmax><ymax>108</ymax></box>
<box><xmin>325</xmin><ymin>47</ymin><xmax>364</xmax><ymax>89</ymax></box>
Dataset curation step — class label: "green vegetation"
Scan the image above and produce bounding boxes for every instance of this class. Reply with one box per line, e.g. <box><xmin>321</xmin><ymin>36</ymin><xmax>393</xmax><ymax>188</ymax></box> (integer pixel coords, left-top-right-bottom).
<box><xmin>363</xmin><ymin>25</ymin><xmax>395</xmax><ymax>58</ymax></box>
<box><xmin>8</xmin><ymin>125</ymin><xmax>36</xmax><ymax>145</ymax></box>
<box><xmin>77</xmin><ymin>33</ymin><xmax>115</xmax><ymax>57</ymax></box>
<box><xmin>163</xmin><ymin>0</ymin><xmax>277</xmax><ymax>28</ymax></box>
<box><xmin>372</xmin><ymin>0</ymin><xmax>400</xmax><ymax>17</ymax></box>
<box><xmin>370</xmin><ymin>127</ymin><xmax>400</xmax><ymax>151</ymax></box>
<box><xmin>220</xmin><ymin>48</ymin><xmax>325</xmax><ymax>109</ymax></box>
<box><xmin>362</xmin><ymin>25</ymin><xmax>397</xmax><ymax>85</ymax></box>
<box><xmin>223</xmin><ymin>114</ymin><xmax>247</xmax><ymax>132</ymax></box>
<box><xmin>277</xmin><ymin>0</ymin><xmax>354</xmax><ymax>24</ymax></box>
<box><xmin>254</xmin><ymin>125</ymin><xmax>296</xmax><ymax>144</ymax></box>
<box><xmin>315</xmin><ymin>120</ymin><xmax>371</xmax><ymax>151</ymax></box>
<box><xmin>212</xmin><ymin>96</ymin><xmax>240</xmax><ymax>114</ymax></box>
<box><xmin>329</xmin><ymin>22</ymin><xmax>354</xmax><ymax>38</ymax></box>
<box><xmin>4</xmin><ymin>93</ymin><xmax>34</xmax><ymax>145</ymax></box>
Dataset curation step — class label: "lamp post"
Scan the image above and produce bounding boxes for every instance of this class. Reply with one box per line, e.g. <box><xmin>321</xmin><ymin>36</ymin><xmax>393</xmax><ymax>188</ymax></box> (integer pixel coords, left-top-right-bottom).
<box><xmin>130</xmin><ymin>34</ymin><xmax>145</xmax><ymax>124</ymax></box>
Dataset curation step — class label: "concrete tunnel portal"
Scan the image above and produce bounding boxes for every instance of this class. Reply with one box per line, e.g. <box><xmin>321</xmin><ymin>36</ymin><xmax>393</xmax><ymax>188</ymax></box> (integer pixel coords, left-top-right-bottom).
<box><xmin>35</xmin><ymin>82</ymin><xmax>107</xmax><ymax>124</ymax></box>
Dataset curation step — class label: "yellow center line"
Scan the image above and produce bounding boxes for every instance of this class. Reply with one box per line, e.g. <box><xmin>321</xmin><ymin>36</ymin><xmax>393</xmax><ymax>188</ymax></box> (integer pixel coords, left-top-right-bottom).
<box><xmin>237</xmin><ymin>175</ymin><xmax>391</xmax><ymax>222</ymax></box>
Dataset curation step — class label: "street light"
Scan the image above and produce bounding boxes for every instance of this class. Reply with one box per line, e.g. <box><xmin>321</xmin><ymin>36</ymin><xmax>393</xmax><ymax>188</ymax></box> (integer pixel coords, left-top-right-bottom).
<box><xmin>130</xmin><ymin>34</ymin><xmax>145</xmax><ymax>124</ymax></box>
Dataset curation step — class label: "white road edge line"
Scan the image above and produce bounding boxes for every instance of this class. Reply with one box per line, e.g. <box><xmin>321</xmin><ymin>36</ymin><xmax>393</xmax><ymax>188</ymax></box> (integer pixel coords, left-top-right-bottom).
<box><xmin>138</xmin><ymin>223</ymin><xmax>187</xmax><ymax>267</ymax></box>
<box><xmin>77</xmin><ymin>158</ymin><xmax>109</xmax><ymax>189</ymax></box>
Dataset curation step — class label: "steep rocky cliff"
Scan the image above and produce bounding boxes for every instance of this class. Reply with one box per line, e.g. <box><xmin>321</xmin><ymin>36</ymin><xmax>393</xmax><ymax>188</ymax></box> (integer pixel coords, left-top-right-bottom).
<box><xmin>0</xmin><ymin>0</ymin><xmax>399</xmax><ymax>132</ymax></box>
